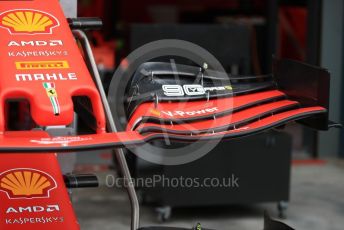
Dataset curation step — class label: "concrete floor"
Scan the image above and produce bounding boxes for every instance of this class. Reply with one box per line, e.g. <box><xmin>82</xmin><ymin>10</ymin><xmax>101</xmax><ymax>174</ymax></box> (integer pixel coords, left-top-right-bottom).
<box><xmin>72</xmin><ymin>159</ymin><xmax>344</xmax><ymax>230</ymax></box>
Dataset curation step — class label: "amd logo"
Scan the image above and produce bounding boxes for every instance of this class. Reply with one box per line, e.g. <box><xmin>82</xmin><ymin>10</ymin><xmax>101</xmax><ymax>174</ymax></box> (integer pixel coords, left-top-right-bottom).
<box><xmin>8</xmin><ymin>40</ymin><xmax>63</xmax><ymax>47</ymax></box>
<box><xmin>6</xmin><ymin>205</ymin><xmax>60</xmax><ymax>214</ymax></box>
<box><xmin>162</xmin><ymin>84</ymin><xmax>231</xmax><ymax>97</ymax></box>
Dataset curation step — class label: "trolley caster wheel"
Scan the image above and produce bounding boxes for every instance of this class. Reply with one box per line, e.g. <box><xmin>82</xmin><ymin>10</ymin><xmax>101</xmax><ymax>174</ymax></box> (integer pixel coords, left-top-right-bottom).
<box><xmin>277</xmin><ymin>201</ymin><xmax>288</xmax><ymax>219</ymax></box>
<box><xmin>156</xmin><ymin>206</ymin><xmax>172</xmax><ymax>222</ymax></box>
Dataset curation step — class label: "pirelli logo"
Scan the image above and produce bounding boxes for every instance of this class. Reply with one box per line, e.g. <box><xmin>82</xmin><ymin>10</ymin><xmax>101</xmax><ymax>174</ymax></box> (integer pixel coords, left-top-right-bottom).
<box><xmin>15</xmin><ymin>61</ymin><xmax>69</xmax><ymax>70</ymax></box>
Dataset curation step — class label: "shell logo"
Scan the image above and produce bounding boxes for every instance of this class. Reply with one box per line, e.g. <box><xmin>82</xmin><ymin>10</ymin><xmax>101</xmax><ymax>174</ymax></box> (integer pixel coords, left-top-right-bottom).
<box><xmin>0</xmin><ymin>168</ymin><xmax>57</xmax><ymax>199</ymax></box>
<box><xmin>0</xmin><ymin>9</ymin><xmax>59</xmax><ymax>35</ymax></box>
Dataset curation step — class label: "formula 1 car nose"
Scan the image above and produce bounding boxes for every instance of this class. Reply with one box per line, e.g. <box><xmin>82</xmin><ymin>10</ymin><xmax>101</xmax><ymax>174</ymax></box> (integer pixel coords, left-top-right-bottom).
<box><xmin>0</xmin><ymin>1</ymin><xmax>106</xmax><ymax>133</ymax></box>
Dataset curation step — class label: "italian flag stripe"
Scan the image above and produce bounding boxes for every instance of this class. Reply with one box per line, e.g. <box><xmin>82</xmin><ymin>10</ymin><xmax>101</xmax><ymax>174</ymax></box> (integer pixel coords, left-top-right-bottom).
<box><xmin>43</xmin><ymin>82</ymin><xmax>55</xmax><ymax>89</ymax></box>
<box><xmin>44</xmin><ymin>82</ymin><xmax>60</xmax><ymax>115</ymax></box>
<box><xmin>50</xmin><ymin>97</ymin><xmax>60</xmax><ymax>115</ymax></box>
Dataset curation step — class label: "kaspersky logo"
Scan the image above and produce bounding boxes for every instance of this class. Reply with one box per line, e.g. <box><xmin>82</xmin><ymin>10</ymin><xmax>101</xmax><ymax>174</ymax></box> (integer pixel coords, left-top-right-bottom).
<box><xmin>0</xmin><ymin>9</ymin><xmax>59</xmax><ymax>35</ymax></box>
<box><xmin>16</xmin><ymin>61</ymin><xmax>69</xmax><ymax>70</ymax></box>
<box><xmin>0</xmin><ymin>168</ymin><xmax>57</xmax><ymax>199</ymax></box>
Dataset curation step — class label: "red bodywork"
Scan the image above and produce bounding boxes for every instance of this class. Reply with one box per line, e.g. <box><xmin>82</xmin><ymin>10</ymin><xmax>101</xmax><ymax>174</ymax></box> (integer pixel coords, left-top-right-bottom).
<box><xmin>0</xmin><ymin>0</ymin><xmax>106</xmax><ymax>133</ymax></box>
<box><xmin>0</xmin><ymin>0</ymin><xmax>328</xmax><ymax>229</ymax></box>
<box><xmin>0</xmin><ymin>0</ymin><xmax>104</xmax><ymax>229</ymax></box>
<box><xmin>0</xmin><ymin>133</ymin><xmax>79</xmax><ymax>229</ymax></box>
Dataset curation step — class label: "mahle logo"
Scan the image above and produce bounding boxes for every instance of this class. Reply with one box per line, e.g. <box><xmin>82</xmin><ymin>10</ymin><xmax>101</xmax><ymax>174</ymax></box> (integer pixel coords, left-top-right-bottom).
<box><xmin>0</xmin><ymin>9</ymin><xmax>59</xmax><ymax>35</ymax></box>
<box><xmin>15</xmin><ymin>61</ymin><xmax>69</xmax><ymax>70</ymax></box>
<box><xmin>0</xmin><ymin>168</ymin><xmax>57</xmax><ymax>199</ymax></box>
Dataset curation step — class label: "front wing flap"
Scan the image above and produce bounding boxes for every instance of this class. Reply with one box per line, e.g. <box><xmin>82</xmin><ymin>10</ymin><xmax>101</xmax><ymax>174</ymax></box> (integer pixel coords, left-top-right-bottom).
<box><xmin>0</xmin><ymin>105</ymin><xmax>326</xmax><ymax>153</ymax></box>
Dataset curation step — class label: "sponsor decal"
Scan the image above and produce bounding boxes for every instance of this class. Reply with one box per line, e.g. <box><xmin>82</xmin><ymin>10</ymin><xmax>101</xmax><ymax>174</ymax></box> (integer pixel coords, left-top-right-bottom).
<box><xmin>6</xmin><ymin>205</ymin><xmax>60</xmax><ymax>214</ymax></box>
<box><xmin>150</xmin><ymin>107</ymin><xmax>218</xmax><ymax>117</ymax></box>
<box><xmin>195</xmin><ymin>223</ymin><xmax>202</xmax><ymax>230</ymax></box>
<box><xmin>16</xmin><ymin>61</ymin><xmax>69</xmax><ymax>70</ymax></box>
<box><xmin>8</xmin><ymin>40</ymin><xmax>63</xmax><ymax>47</ymax></box>
<box><xmin>15</xmin><ymin>72</ymin><xmax>77</xmax><ymax>81</ymax></box>
<box><xmin>43</xmin><ymin>82</ymin><xmax>60</xmax><ymax>115</ymax></box>
<box><xmin>5</xmin><ymin>216</ymin><xmax>64</xmax><ymax>225</ymax></box>
<box><xmin>0</xmin><ymin>9</ymin><xmax>59</xmax><ymax>35</ymax></box>
<box><xmin>30</xmin><ymin>136</ymin><xmax>93</xmax><ymax>146</ymax></box>
<box><xmin>162</xmin><ymin>84</ymin><xmax>232</xmax><ymax>96</ymax></box>
<box><xmin>149</xmin><ymin>109</ymin><xmax>161</xmax><ymax>116</ymax></box>
<box><xmin>0</xmin><ymin>168</ymin><xmax>57</xmax><ymax>199</ymax></box>
<box><xmin>8</xmin><ymin>50</ymin><xmax>68</xmax><ymax>57</ymax></box>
